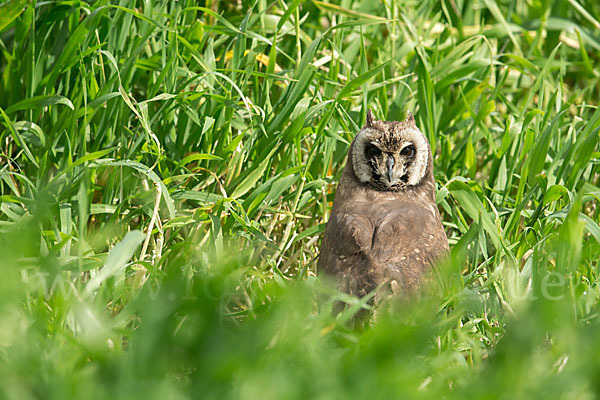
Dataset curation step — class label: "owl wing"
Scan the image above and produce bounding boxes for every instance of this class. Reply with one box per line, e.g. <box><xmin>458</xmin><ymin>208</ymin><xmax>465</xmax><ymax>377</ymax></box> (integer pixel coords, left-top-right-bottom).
<box><xmin>318</xmin><ymin>210</ymin><xmax>373</xmax><ymax>272</ymax></box>
<box><xmin>317</xmin><ymin>209</ymin><xmax>379</xmax><ymax>297</ymax></box>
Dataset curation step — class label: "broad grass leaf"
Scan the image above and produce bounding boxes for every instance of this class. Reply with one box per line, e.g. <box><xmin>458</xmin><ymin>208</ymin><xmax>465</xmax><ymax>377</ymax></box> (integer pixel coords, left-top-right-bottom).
<box><xmin>291</xmin><ymin>223</ymin><xmax>326</xmax><ymax>244</ymax></box>
<box><xmin>265</xmin><ymin>174</ymin><xmax>298</xmax><ymax>204</ymax></box>
<box><xmin>6</xmin><ymin>95</ymin><xmax>74</xmax><ymax>113</ymax></box>
<box><xmin>84</xmin><ymin>230</ymin><xmax>145</xmax><ymax>296</ymax></box>
<box><xmin>0</xmin><ymin>106</ymin><xmax>38</xmax><ymax>168</ymax></box>
<box><xmin>567</xmin><ymin>106</ymin><xmax>600</xmax><ymax>186</ymax></box>
<box><xmin>501</xmin><ymin>54</ymin><xmax>539</xmax><ymax>74</ymax></box>
<box><xmin>177</xmin><ymin>153</ymin><xmax>222</xmax><ymax>169</ymax></box>
<box><xmin>277</xmin><ymin>0</ymin><xmax>302</xmax><ymax>31</ymax></box>
<box><xmin>556</xmin><ymin>196</ymin><xmax>585</xmax><ymax>272</ymax></box>
<box><xmin>73</xmin><ymin>148</ymin><xmax>117</xmax><ymax>167</ymax></box>
<box><xmin>140</xmin><ymin>93</ymin><xmax>177</xmax><ymax>104</ymax></box>
<box><xmin>543</xmin><ymin>185</ymin><xmax>569</xmax><ymax>206</ymax></box>
<box><xmin>528</xmin><ymin>108</ymin><xmax>559</xmax><ymax>185</ymax></box>
<box><xmin>90</xmin><ymin>204</ymin><xmax>117</xmax><ymax>214</ymax></box>
<box><xmin>0</xmin><ymin>0</ymin><xmax>28</xmax><ymax>33</ymax></box>
<box><xmin>435</xmin><ymin>59</ymin><xmax>490</xmax><ymax>91</ymax></box>
<box><xmin>269</xmin><ymin>67</ymin><xmax>315</xmax><ymax>132</ymax></box>
<box><xmin>448</xmin><ymin>179</ymin><xmax>501</xmax><ymax>249</ymax></box>
<box><xmin>581</xmin><ymin>214</ymin><xmax>600</xmax><ymax>244</ymax></box>
<box><xmin>416</xmin><ymin>50</ymin><xmax>436</xmax><ymax>151</ymax></box>
<box><xmin>85</xmin><ymin>92</ymin><xmax>121</xmax><ymax>110</ymax></box>
<box><xmin>172</xmin><ymin>190</ymin><xmax>223</xmax><ymax>205</ymax></box>
<box><xmin>109</xmin><ymin>5</ymin><xmax>169</xmax><ymax>30</ymax></box>
<box><xmin>337</xmin><ymin>61</ymin><xmax>390</xmax><ymax>100</ymax></box>
<box><xmin>231</xmin><ymin>156</ymin><xmax>271</xmax><ymax>199</ymax></box>
<box><xmin>13</xmin><ymin>121</ymin><xmax>45</xmax><ymax>147</ymax></box>
<box><xmin>59</xmin><ymin>203</ymin><xmax>72</xmax><ymax>256</ymax></box>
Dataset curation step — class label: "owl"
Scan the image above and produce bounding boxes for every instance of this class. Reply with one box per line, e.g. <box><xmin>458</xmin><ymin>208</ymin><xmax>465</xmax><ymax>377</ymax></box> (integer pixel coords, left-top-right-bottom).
<box><xmin>318</xmin><ymin>110</ymin><xmax>448</xmax><ymax>314</ymax></box>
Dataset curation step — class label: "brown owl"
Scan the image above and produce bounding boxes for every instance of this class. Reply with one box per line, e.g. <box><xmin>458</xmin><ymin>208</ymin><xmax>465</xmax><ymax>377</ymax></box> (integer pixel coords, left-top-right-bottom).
<box><xmin>318</xmin><ymin>110</ymin><xmax>448</xmax><ymax>313</ymax></box>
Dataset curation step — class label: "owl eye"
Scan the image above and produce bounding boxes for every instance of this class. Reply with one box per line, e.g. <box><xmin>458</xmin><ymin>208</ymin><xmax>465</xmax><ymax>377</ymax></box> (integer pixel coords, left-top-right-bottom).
<box><xmin>365</xmin><ymin>143</ymin><xmax>382</xmax><ymax>159</ymax></box>
<box><xmin>400</xmin><ymin>145</ymin><xmax>416</xmax><ymax>158</ymax></box>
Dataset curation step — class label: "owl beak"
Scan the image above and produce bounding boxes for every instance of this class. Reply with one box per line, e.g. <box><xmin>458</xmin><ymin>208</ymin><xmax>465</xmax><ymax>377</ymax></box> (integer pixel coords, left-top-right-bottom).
<box><xmin>386</xmin><ymin>155</ymin><xmax>395</xmax><ymax>182</ymax></box>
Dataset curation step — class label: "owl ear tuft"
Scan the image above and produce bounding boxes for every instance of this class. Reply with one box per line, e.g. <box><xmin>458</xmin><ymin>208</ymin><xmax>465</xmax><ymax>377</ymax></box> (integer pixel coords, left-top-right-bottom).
<box><xmin>365</xmin><ymin>109</ymin><xmax>375</xmax><ymax>128</ymax></box>
<box><xmin>406</xmin><ymin>111</ymin><xmax>416</xmax><ymax>126</ymax></box>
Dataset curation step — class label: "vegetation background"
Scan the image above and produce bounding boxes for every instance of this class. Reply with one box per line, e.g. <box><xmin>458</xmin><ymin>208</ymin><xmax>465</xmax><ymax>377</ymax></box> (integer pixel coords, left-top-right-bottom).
<box><xmin>1</xmin><ymin>0</ymin><xmax>600</xmax><ymax>398</ymax></box>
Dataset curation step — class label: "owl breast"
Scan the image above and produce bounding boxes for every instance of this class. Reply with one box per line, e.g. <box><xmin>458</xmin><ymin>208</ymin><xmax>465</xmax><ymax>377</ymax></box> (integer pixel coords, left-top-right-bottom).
<box><xmin>319</xmin><ymin>199</ymin><xmax>445</xmax><ymax>296</ymax></box>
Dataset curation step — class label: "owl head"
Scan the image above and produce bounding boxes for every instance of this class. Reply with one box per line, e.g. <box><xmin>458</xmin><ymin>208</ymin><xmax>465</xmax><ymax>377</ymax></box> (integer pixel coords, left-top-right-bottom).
<box><xmin>351</xmin><ymin>110</ymin><xmax>431</xmax><ymax>191</ymax></box>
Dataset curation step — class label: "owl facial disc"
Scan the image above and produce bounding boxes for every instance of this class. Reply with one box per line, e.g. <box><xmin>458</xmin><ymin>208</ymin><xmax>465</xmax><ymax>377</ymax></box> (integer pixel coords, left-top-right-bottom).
<box><xmin>351</xmin><ymin>111</ymin><xmax>430</xmax><ymax>191</ymax></box>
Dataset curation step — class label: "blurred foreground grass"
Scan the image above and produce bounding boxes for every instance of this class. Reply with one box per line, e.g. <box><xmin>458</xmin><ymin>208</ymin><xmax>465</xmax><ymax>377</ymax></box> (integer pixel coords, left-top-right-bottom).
<box><xmin>1</xmin><ymin>0</ymin><xmax>600</xmax><ymax>398</ymax></box>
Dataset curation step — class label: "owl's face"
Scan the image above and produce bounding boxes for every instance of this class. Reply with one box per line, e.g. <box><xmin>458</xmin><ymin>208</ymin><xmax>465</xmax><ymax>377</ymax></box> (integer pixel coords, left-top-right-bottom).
<box><xmin>351</xmin><ymin>111</ymin><xmax>430</xmax><ymax>191</ymax></box>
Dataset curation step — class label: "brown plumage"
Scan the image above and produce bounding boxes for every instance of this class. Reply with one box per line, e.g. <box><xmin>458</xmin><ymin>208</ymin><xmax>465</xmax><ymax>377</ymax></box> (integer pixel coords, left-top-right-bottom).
<box><xmin>318</xmin><ymin>110</ymin><xmax>448</xmax><ymax>311</ymax></box>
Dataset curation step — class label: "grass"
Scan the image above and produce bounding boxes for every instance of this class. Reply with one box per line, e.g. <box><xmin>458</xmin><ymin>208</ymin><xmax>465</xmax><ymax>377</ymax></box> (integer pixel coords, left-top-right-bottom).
<box><xmin>1</xmin><ymin>0</ymin><xmax>600</xmax><ymax>398</ymax></box>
